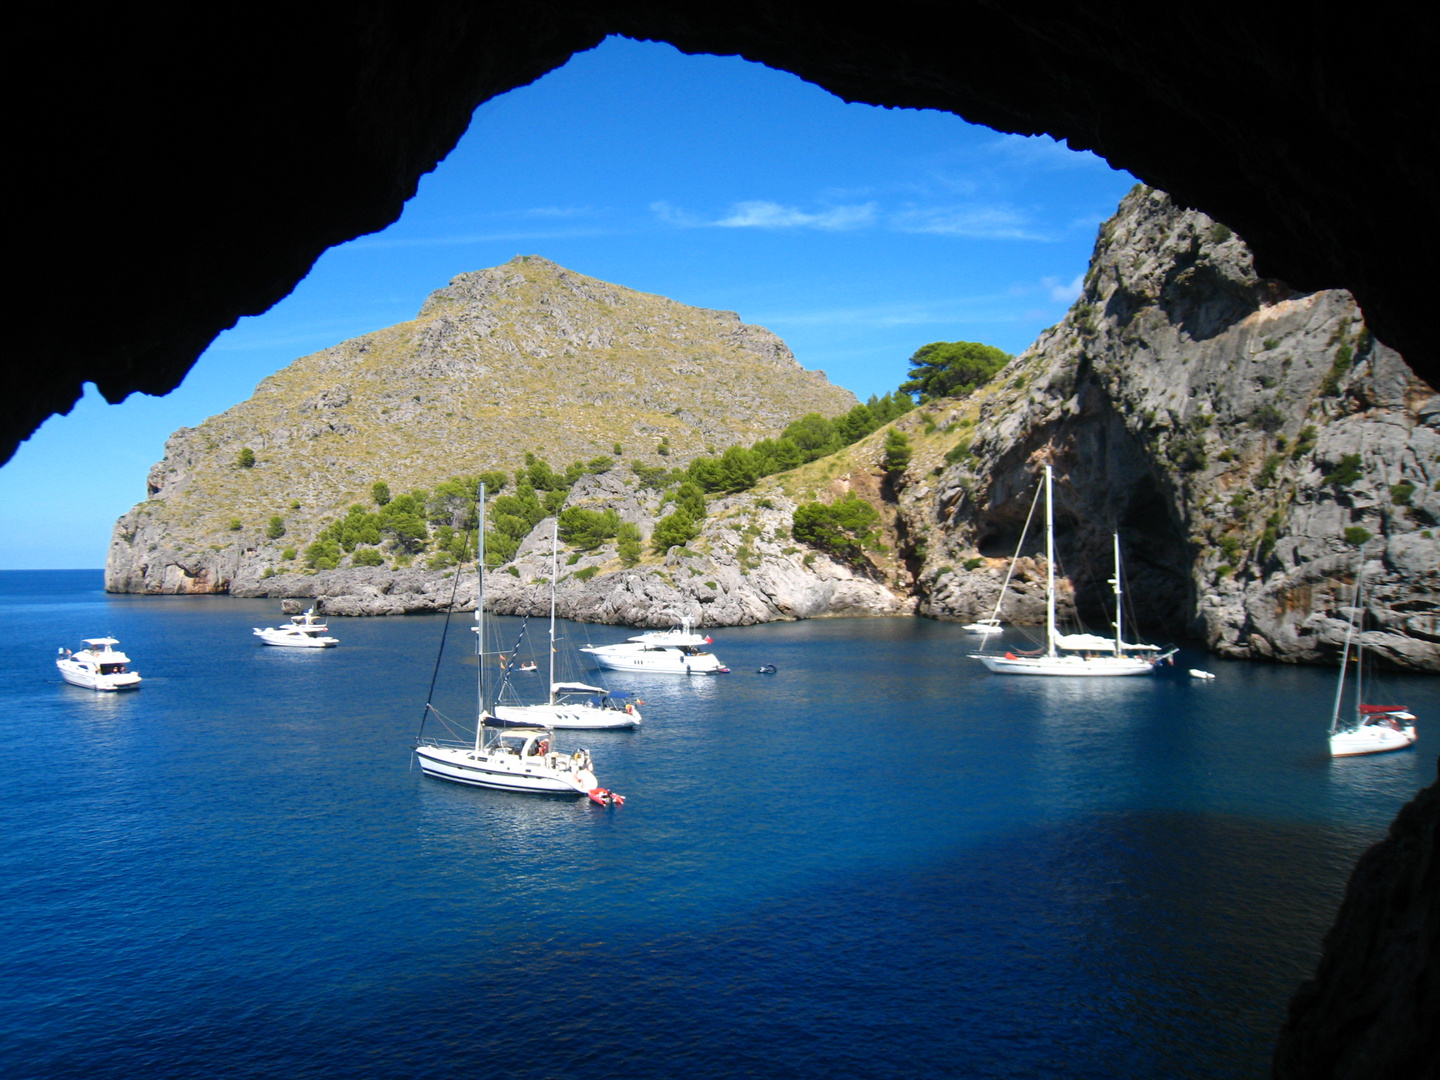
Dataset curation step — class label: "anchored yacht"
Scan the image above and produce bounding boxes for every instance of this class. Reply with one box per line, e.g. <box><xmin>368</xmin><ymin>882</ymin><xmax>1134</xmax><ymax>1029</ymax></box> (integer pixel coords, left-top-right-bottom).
<box><xmin>253</xmin><ymin>608</ymin><xmax>339</xmax><ymax>648</ymax></box>
<box><xmin>581</xmin><ymin>618</ymin><xmax>729</xmax><ymax>674</ymax></box>
<box><xmin>56</xmin><ymin>638</ymin><xmax>142</xmax><ymax>690</ymax></box>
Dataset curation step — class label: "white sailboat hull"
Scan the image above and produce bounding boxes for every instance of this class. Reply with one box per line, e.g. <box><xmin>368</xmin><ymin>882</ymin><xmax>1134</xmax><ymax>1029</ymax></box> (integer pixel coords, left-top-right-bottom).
<box><xmin>492</xmin><ymin>702</ymin><xmax>641</xmax><ymax>730</ymax></box>
<box><xmin>973</xmin><ymin>653</ymin><xmax>1156</xmax><ymax>677</ymax></box>
<box><xmin>414</xmin><ymin>744</ymin><xmax>597</xmax><ymax>794</ymax></box>
<box><xmin>1329</xmin><ymin>724</ymin><xmax>1418</xmax><ymax>757</ymax></box>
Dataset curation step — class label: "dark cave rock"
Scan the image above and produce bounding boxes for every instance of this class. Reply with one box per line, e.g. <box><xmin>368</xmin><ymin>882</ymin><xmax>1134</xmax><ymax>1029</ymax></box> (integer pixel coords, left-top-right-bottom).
<box><xmin>9</xmin><ymin>3</ymin><xmax>1437</xmax><ymax>1073</ymax></box>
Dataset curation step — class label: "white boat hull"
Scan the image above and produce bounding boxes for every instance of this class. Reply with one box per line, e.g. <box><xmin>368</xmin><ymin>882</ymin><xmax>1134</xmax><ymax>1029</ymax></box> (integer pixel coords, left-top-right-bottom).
<box><xmin>253</xmin><ymin>627</ymin><xmax>338</xmax><ymax>647</ymax></box>
<box><xmin>1329</xmin><ymin>724</ymin><xmax>1417</xmax><ymax>757</ymax></box>
<box><xmin>582</xmin><ymin>646</ymin><xmax>727</xmax><ymax>675</ymax></box>
<box><xmin>414</xmin><ymin>744</ymin><xmax>597</xmax><ymax>794</ymax></box>
<box><xmin>962</xmin><ymin>623</ymin><xmax>1003</xmax><ymax>635</ymax></box>
<box><xmin>492</xmin><ymin>703</ymin><xmax>641</xmax><ymax>730</ymax></box>
<box><xmin>973</xmin><ymin>653</ymin><xmax>1156</xmax><ymax>677</ymax></box>
<box><xmin>56</xmin><ymin>660</ymin><xmax>141</xmax><ymax>691</ymax></box>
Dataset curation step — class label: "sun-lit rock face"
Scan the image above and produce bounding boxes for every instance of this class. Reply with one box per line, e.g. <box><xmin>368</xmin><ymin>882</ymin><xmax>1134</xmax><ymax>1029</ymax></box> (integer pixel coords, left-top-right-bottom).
<box><xmin>13</xmin><ymin>9</ymin><xmax>1438</xmax><ymax>1073</ymax></box>
<box><xmin>105</xmin><ymin>257</ymin><xmax>855</xmax><ymax>596</ymax></box>
<box><xmin>902</xmin><ymin>188</ymin><xmax>1439</xmax><ymax>673</ymax></box>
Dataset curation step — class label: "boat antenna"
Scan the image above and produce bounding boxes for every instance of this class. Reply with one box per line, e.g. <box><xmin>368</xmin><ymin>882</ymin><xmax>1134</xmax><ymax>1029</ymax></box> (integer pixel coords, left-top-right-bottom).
<box><xmin>549</xmin><ymin>526</ymin><xmax>558</xmax><ymax>705</ymax></box>
<box><xmin>1329</xmin><ymin>567</ymin><xmax>1361</xmax><ymax>737</ymax></box>
<box><xmin>1044</xmin><ymin>463</ymin><xmax>1058</xmax><ymax>658</ymax></box>
<box><xmin>475</xmin><ymin>481</ymin><xmax>486</xmax><ymax>752</ymax></box>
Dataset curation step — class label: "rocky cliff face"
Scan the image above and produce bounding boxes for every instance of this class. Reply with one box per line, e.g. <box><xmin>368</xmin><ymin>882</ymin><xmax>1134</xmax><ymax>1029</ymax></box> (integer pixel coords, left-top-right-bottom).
<box><xmin>109</xmin><ymin>190</ymin><xmax>1438</xmax><ymax>672</ymax></box>
<box><xmin>107</xmin><ymin>256</ymin><xmax>855</xmax><ymax>595</ymax></box>
<box><xmin>898</xmin><ymin>187</ymin><xmax>1438</xmax><ymax>672</ymax></box>
<box><xmin>240</xmin><ymin>466</ymin><xmax>908</xmax><ymax>624</ymax></box>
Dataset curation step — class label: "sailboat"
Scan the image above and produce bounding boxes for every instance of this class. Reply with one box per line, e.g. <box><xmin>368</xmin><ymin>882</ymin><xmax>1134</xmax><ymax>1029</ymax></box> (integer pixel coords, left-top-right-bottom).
<box><xmin>971</xmin><ymin>463</ymin><xmax>1173</xmax><ymax>676</ymax></box>
<box><xmin>492</xmin><ymin>529</ymin><xmax>643</xmax><ymax>730</ymax></box>
<box><xmin>1328</xmin><ymin>568</ymin><xmax>1418</xmax><ymax>757</ymax></box>
<box><xmin>413</xmin><ymin>483</ymin><xmax>621</xmax><ymax>798</ymax></box>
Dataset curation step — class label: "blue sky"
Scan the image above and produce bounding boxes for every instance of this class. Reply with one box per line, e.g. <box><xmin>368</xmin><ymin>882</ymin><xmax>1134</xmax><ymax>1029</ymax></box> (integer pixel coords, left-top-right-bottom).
<box><xmin>0</xmin><ymin>37</ymin><xmax>1135</xmax><ymax>569</ymax></box>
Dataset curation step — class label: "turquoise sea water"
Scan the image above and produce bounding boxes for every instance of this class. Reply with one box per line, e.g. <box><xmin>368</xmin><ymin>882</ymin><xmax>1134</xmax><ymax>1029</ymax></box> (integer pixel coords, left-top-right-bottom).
<box><xmin>1</xmin><ymin>570</ymin><xmax>1434</xmax><ymax>1078</ymax></box>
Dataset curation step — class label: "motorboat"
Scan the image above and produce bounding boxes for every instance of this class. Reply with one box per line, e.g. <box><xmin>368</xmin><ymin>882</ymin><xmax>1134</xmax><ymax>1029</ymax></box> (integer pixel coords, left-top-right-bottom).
<box><xmin>1328</xmin><ymin>567</ymin><xmax>1418</xmax><ymax>757</ymax></box>
<box><xmin>253</xmin><ymin>608</ymin><xmax>339</xmax><ymax>647</ymax></box>
<box><xmin>971</xmin><ymin>463</ymin><xmax>1173</xmax><ymax>677</ymax></box>
<box><xmin>962</xmin><ymin>618</ymin><xmax>1004</xmax><ymax>635</ymax></box>
<box><xmin>56</xmin><ymin>637</ymin><xmax>142</xmax><ymax>690</ymax></box>
<box><xmin>581</xmin><ymin>617</ymin><xmax>729</xmax><ymax>674</ymax></box>
<box><xmin>414</xmin><ymin>481</ymin><xmax>621</xmax><ymax>800</ymax></box>
<box><xmin>491</xmin><ymin>530</ymin><xmax>643</xmax><ymax>730</ymax></box>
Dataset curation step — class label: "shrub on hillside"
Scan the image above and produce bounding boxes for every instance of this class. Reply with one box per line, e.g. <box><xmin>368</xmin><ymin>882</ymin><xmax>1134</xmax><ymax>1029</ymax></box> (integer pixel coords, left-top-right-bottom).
<box><xmin>900</xmin><ymin>340</ymin><xmax>1010</xmax><ymax>402</ymax></box>
<box><xmin>791</xmin><ymin>495</ymin><xmax>881</xmax><ymax>566</ymax></box>
<box><xmin>558</xmin><ymin>506</ymin><xmax>620</xmax><ymax>551</ymax></box>
<box><xmin>883</xmin><ymin>429</ymin><xmax>912</xmax><ymax>474</ymax></box>
<box><xmin>651</xmin><ymin>509</ymin><xmax>699</xmax><ymax>553</ymax></box>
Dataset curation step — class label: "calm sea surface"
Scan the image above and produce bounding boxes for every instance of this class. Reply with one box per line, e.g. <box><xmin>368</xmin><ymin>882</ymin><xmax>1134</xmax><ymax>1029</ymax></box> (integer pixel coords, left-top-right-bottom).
<box><xmin>1</xmin><ymin>570</ymin><xmax>1435</xmax><ymax>1079</ymax></box>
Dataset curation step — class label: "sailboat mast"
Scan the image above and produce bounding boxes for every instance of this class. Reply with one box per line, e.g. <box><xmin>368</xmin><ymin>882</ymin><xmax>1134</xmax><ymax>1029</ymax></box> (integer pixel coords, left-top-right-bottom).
<box><xmin>1354</xmin><ymin>569</ymin><xmax>1365</xmax><ymax>727</ymax></box>
<box><xmin>1113</xmin><ymin>532</ymin><xmax>1123</xmax><ymax>656</ymax></box>
<box><xmin>1044</xmin><ymin>464</ymin><xmax>1057</xmax><ymax>657</ymax></box>
<box><xmin>475</xmin><ymin>481</ymin><xmax>486</xmax><ymax>752</ymax></box>
<box><xmin>548</xmin><ymin>527</ymin><xmax>558</xmax><ymax>705</ymax></box>
<box><xmin>1330</xmin><ymin>572</ymin><xmax>1359</xmax><ymax>736</ymax></box>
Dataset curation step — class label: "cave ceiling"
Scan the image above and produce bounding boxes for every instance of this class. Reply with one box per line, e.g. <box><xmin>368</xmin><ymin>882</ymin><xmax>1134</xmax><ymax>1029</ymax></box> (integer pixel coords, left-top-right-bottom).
<box><xmin>9</xmin><ymin>2</ymin><xmax>1434</xmax><ymax>469</ymax></box>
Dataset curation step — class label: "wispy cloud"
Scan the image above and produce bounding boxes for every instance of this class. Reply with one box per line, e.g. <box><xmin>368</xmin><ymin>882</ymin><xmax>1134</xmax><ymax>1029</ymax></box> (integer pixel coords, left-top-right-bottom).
<box><xmin>347</xmin><ymin>227</ymin><xmax>612</xmax><ymax>250</ymax></box>
<box><xmin>652</xmin><ymin>199</ymin><xmax>876</xmax><ymax>231</ymax></box>
<box><xmin>716</xmin><ymin>200</ymin><xmax>877</xmax><ymax>230</ymax></box>
<box><xmin>890</xmin><ymin>204</ymin><xmax>1049</xmax><ymax>241</ymax></box>
<box><xmin>985</xmin><ymin>133</ymin><xmax>1110</xmax><ymax>171</ymax></box>
<box><xmin>650</xmin><ymin>200</ymin><xmax>707</xmax><ymax>227</ymax></box>
<box><xmin>1044</xmin><ymin>273</ymin><xmax>1086</xmax><ymax>303</ymax></box>
<box><xmin>521</xmin><ymin>205</ymin><xmax>602</xmax><ymax>219</ymax></box>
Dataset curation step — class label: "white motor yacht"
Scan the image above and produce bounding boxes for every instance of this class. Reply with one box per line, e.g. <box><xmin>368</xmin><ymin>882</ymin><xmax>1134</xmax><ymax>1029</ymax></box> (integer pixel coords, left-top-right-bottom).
<box><xmin>56</xmin><ymin>637</ymin><xmax>142</xmax><ymax>690</ymax></box>
<box><xmin>581</xmin><ymin>618</ymin><xmax>729</xmax><ymax>674</ymax></box>
<box><xmin>253</xmin><ymin>608</ymin><xmax>339</xmax><ymax>647</ymax></box>
<box><xmin>962</xmin><ymin>618</ymin><xmax>1004</xmax><ymax>635</ymax></box>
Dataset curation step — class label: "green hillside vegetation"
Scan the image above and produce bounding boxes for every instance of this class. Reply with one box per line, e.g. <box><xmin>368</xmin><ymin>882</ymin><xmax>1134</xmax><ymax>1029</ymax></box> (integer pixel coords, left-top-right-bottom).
<box><xmin>123</xmin><ymin>255</ymin><xmax>858</xmax><ymax>563</ymax></box>
<box><xmin>900</xmin><ymin>341</ymin><xmax>1011</xmax><ymax>402</ymax></box>
<box><xmin>291</xmin><ymin>338</ymin><xmax>1006</xmax><ymax>576</ymax></box>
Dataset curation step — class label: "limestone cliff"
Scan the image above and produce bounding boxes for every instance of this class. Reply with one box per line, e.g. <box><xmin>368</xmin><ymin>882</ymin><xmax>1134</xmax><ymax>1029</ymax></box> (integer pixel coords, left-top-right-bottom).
<box><xmin>108</xmin><ymin>192</ymin><xmax>1438</xmax><ymax>672</ymax></box>
<box><xmin>891</xmin><ymin>187</ymin><xmax>1437</xmax><ymax>672</ymax></box>
<box><xmin>106</xmin><ymin>256</ymin><xmax>855</xmax><ymax>594</ymax></box>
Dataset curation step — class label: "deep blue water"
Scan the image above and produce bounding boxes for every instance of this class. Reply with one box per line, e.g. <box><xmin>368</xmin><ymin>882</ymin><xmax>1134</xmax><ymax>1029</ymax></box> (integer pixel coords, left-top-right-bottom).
<box><xmin>1</xmin><ymin>570</ymin><xmax>1434</xmax><ymax>1079</ymax></box>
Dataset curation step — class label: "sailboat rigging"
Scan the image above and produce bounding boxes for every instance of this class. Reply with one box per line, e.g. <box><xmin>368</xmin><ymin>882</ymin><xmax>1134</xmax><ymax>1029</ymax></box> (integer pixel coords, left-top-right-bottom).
<box><xmin>413</xmin><ymin>482</ymin><xmax>623</xmax><ymax>799</ymax></box>
<box><xmin>1328</xmin><ymin>565</ymin><xmax>1418</xmax><ymax>757</ymax></box>
<box><xmin>492</xmin><ymin>529</ymin><xmax>642</xmax><ymax>730</ymax></box>
<box><xmin>971</xmin><ymin>463</ymin><xmax>1174</xmax><ymax>676</ymax></box>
